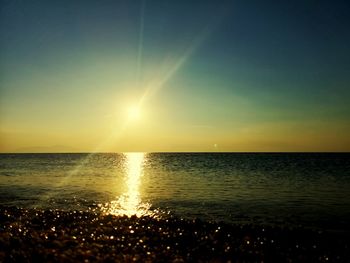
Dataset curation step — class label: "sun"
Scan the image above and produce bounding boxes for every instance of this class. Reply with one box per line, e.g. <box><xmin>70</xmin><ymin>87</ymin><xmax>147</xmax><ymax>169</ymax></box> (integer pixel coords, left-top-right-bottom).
<box><xmin>127</xmin><ymin>105</ymin><xmax>141</xmax><ymax>121</ymax></box>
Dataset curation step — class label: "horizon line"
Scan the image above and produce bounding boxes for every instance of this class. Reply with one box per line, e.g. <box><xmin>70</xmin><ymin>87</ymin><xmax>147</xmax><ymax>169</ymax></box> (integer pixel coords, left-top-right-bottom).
<box><xmin>0</xmin><ymin>151</ymin><xmax>349</xmax><ymax>154</ymax></box>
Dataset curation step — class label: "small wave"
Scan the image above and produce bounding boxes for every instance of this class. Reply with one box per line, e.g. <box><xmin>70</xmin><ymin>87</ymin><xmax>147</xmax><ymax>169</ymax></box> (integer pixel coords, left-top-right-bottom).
<box><xmin>0</xmin><ymin>172</ymin><xmax>16</xmax><ymax>176</ymax></box>
<box><xmin>99</xmin><ymin>196</ymin><xmax>162</xmax><ymax>218</ymax></box>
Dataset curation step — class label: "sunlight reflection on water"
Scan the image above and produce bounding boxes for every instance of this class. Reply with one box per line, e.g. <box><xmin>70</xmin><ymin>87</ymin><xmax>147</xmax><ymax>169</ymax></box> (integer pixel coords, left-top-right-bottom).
<box><xmin>100</xmin><ymin>152</ymin><xmax>159</xmax><ymax>217</ymax></box>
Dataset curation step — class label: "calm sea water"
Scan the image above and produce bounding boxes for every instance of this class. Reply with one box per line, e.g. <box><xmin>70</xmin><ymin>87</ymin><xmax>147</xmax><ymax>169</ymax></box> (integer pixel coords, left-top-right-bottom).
<box><xmin>1</xmin><ymin>153</ymin><xmax>350</xmax><ymax>231</ymax></box>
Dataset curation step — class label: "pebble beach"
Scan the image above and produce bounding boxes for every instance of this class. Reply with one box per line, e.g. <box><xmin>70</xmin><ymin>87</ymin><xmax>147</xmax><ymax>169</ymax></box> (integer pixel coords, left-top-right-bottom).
<box><xmin>1</xmin><ymin>206</ymin><xmax>349</xmax><ymax>262</ymax></box>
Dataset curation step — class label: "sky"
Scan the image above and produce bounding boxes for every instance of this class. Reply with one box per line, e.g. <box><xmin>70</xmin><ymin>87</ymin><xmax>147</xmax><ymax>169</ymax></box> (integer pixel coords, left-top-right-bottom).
<box><xmin>1</xmin><ymin>0</ymin><xmax>350</xmax><ymax>152</ymax></box>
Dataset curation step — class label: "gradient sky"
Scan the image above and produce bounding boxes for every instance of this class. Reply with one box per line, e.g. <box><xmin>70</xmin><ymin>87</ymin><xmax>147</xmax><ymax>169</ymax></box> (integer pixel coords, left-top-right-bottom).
<box><xmin>1</xmin><ymin>0</ymin><xmax>350</xmax><ymax>152</ymax></box>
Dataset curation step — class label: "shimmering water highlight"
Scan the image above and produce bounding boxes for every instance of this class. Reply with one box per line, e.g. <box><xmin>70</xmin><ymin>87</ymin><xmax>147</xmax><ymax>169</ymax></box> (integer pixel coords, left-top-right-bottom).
<box><xmin>0</xmin><ymin>153</ymin><xmax>349</xmax><ymax>231</ymax></box>
<box><xmin>100</xmin><ymin>152</ymin><xmax>158</xmax><ymax>218</ymax></box>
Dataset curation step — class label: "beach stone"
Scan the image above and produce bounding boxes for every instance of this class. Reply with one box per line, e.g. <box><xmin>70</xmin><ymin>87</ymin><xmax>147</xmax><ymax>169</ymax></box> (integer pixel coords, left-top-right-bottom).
<box><xmin>0</xmin><ymin>206</ymin><xmax>349</xmax><ymax>262</ymax></box>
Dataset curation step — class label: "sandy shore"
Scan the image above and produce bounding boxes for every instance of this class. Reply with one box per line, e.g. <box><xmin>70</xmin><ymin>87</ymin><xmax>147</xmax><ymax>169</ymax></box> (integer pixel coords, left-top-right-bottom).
<box><xmin>0</xmin><ymin>206</ymin><xmax>349</xmax><ymax>262</ymax></box>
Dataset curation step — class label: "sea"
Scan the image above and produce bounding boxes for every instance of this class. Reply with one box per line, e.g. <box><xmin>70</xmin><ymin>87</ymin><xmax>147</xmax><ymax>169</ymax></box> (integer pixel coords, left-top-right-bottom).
<box><xmin>1</xmin><ymin>153</ymin><xmax>350</xmax><ymax>233</ymax></box>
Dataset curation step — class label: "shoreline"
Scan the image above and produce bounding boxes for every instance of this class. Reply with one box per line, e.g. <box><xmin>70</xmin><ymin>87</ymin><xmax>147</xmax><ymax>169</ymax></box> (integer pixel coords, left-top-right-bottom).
<box><xmin>1</xmin><ymin>206</ymin><xmax>349</xmax><ymax>262</ymax></box>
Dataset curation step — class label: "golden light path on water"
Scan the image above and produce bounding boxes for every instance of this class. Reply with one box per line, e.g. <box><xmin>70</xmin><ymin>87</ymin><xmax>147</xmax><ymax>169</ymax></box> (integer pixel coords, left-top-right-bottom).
<box><xmin>101</xmin><ymin>152</ymin><xmax>158</xmax><ymax>218</ymax></box>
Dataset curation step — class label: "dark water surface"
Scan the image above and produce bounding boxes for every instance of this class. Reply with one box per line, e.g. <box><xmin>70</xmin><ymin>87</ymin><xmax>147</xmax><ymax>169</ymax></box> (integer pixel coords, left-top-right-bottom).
<box><xmin>1</xmin><ymin>153</ymin><xmax>349</xmax><ymax>232</ymax></box>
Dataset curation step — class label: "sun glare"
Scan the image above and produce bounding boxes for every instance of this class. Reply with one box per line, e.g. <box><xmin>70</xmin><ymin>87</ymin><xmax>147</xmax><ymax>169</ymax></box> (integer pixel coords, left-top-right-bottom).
<box><xmin>128</xmin><ymin>105</ymin><xmax>141</xmax><ymax>121</ymax></box>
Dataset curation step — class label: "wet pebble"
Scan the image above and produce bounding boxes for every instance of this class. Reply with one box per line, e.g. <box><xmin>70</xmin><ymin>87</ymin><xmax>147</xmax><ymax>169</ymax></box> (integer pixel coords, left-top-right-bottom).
<box><xmin>0</xmin><ymin>206</ymin><xmax>349</xmax><ymax>262</ymax></box>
